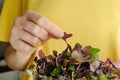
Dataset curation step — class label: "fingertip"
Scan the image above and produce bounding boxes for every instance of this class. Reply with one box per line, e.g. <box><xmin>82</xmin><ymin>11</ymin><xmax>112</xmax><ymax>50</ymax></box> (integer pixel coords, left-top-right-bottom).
<box><xmin>53</xmin><ymin>31</ymin><xmax>64</xmax><ymax>39</ymax></box>
<box><xmin>58</xmin><ymin>31</ymin><xmax>64</xmax><ymax>38</ymax></box>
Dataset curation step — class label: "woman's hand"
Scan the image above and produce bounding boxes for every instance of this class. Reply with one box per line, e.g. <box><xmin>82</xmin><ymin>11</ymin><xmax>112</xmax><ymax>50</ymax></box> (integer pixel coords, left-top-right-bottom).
<box><xmin>5</xmin><ymin>10</ymin><xmax>64</xmax><ymax>70</ymax></box>
<box><xmin>10</xmin><ymin>10</ymin><xmax>64</xmax><ymax>55</ymax></box>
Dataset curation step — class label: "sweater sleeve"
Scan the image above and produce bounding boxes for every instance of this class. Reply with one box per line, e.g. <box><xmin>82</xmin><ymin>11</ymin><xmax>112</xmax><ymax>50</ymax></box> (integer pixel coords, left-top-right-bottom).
<box><xmin>0</xmin><ymin>0</ymin><xmax>26</xmax><ymax>42</ymax></box>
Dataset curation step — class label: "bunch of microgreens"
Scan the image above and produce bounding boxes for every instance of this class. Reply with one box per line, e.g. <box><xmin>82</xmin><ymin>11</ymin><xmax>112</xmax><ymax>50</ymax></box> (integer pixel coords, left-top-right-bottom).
<box><xmin>26</xmin><ymin>32</ymin><xmax>120</xmax><ymax>80</ymax></box>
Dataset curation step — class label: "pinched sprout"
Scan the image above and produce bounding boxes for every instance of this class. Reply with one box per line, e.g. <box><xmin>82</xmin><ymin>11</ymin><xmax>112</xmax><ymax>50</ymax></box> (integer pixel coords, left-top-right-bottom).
<box><xmin>27</xmin><ymin>33</ymin><xmax>120</xmax><ymax>80</ymax></box>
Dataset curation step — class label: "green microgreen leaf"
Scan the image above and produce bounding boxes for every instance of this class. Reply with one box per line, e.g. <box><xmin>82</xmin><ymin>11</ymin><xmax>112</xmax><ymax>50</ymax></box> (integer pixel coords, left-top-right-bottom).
<box><xmin>90</xmin><ymin>48</ymin><xmax>100</xmax><ymax>58</ymax></box>
<box><xmin>68</xmin><ymin>65</ymin><xmax>75</xmax><ymax>71</ymax></box>
<box><xmin>92</xmin><ymin>60</ymin><xmax>100</xmax><ymax>68</ymax></box>
<box><xmin>53</xmin><ymin>50</ymin><xmax>57</xmax><ymax>57</ymax></box>
<box><xmin>48</xmin><ymin>76</ymin><xmax>52</xmax><ymax>80</ymax></box>
<box><xmin>82</xmin><ymin>77</ymin><xmax>87</xmax><ymax>80</ymax></box>
<box><xmin>91</xmin><ymin>76</ymin><xmax>97</xmax><ymax>80</ymax></box>
<box><xmin>51</xmin><ymin>66</ymin><xmax>61</xmax><ymax>76</ymax></box>
<box><xmin>98</xmin><ymin>75</ymin><xmax>108</xmax><ymax>80</ymax></box>
<box><xmin>39</xmin><ymin>74</ymin><xmax>43</xmax><ymax>78</ymax></box>
<box><xmin>66</xmin><ymin>52</ymin><xmax>71</xmax><ymax>57</ymax></box>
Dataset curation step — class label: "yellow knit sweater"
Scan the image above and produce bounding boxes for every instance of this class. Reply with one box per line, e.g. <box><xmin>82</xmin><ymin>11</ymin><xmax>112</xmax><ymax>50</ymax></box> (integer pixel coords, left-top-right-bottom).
<box><xmin>1</xmin><ymin>0</ymin><xmax>120</xmax><ymax>80</ymax></box>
